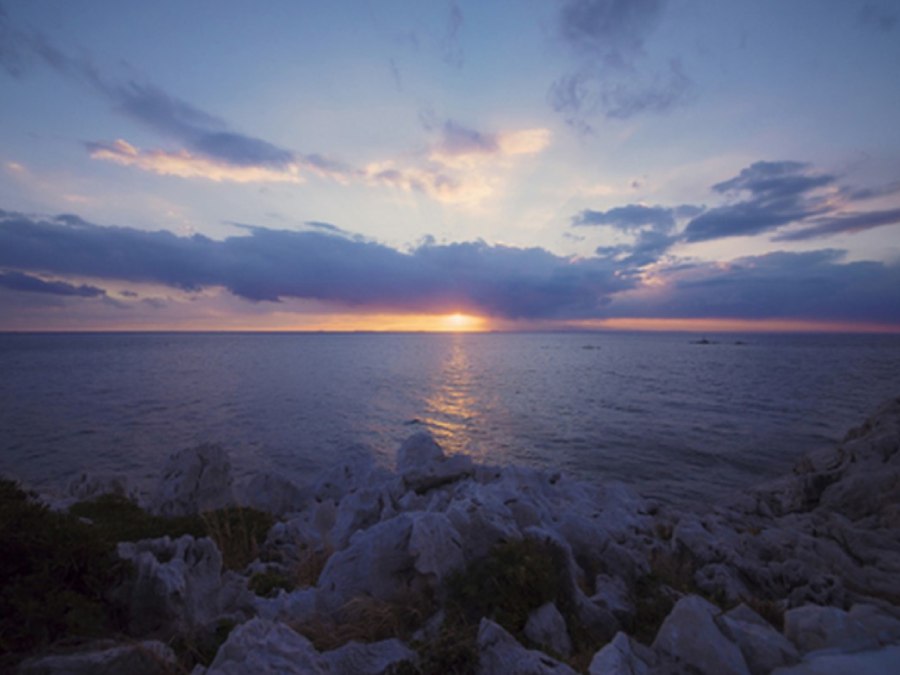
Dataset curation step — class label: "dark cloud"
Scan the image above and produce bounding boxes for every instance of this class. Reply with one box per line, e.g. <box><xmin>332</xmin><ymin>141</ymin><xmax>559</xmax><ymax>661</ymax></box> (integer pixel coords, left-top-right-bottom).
<box><xmin>0</xmin><ymin>269</ymin><xmax>106</xmax><ymax>297</ymax></box>
<box><xmin>550</xmin><ymin>0</ymin><xmax>692</xmax><ymax>127</ymax></box>
<box><xmin>683</xmin><ymin>161</ymin><xmax>836</xmax><ymax>242</ymax></box>
<box><xmin>774</xmin><ymin>207</ymin><xmax>900</xmax><ymax>241</ymax></box>
<box><xmin>608</xmin><ymin>250</ymin><xmax>900</xmax><ymax>324</ymax></box>
<box><xmin>573</xmin><ymin>203</ymin><xmax>697</xmax><ymax>231</ymax></box>
<box><xmin>0</xmin><ymin>210</ymin><xmax>629</xmax><ymax>319</ymax></box>
<box><xmin>3</xmin><ymin>209</ymin><xmax>899</xmax><ymax>326</ymax></box>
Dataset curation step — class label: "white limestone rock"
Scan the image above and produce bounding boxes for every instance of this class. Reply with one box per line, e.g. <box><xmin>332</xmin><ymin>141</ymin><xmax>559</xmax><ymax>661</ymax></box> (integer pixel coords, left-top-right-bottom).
<box><xmin>202</xmin><ymin>618</ymin><xmax>327</xmax><ymax>674</ymax></box>
<box><xmin>783</xmin><ymin>604</ymin><xmax>878</xmax><ymax>654</ymax></box>
<box><xmin>848</xmin><ymin>603</ymin><xmax>900</xmax><ymax>645</ymax></box>
<box><xmin>316</xmin><ymin>511</ymin><xmax>463</xmax><ymax>613</ymax></box>
<box><xmin>476</xmin><ymin>619</ymin><xmax>578</xmax><ymax>675</ymax></box>
<box><xmin>652</xmin><ymin>595</ymin><xmax>751</xmax><ymax>675</ymax></box>
<box><xmin>591</xmin><ymin>574</ymin><xmax>635</xmax><ymax>623</ymax></box>
<box><xmin>238</xmin><ymin>473</ymin><xmax>307</xmax><ymax>516</ymax></box>
<box><xmin>524</xmin><ymin>602</ymin><xmax>572</xmax><ymax>658</ymax></box>
<box><xmin>720</xmin><ymin>603</ymin><xmax>799</xmax><ymax>675</ymax></box>
<box><xmin>254</xmin><ymin>587</ymin><xmax>318</xmax><ymax>623</ymax></box>
<box><xmin>397</xmin><ymin>432</ymin><xmax>474</xmax><ymax>493</ymax></box>
<box><xmin>150</xmin><ymin>443</ymin><xmax>234</xmax><ymax>516</ymax></box>
<box><xmin>322</xmin><ymin>638</ymin><xmax>417</xmax><ymax>675</ymax></box>
<box><xmin>588</xmin><ymin>632</ymin><xmax>655</xmax><ymax>675</ymax></box>
<box><xmin>66</xmin><ymin>471</ymin><xmax>135</xmax><ymax>502</ymax></box>
<box><xmin>17</xmin><ymin>641</ymin><xmax>176</xmax><ymax>675</ymax></box>
<box><xmin>117</xmin><ymin>535</ymin><xmax>250</xmax><ymax>636</ymax></box>
<box><xmin>771</xmin><ymin>644</ymin><xmax>900</xmax><ymax>675</ymax></box>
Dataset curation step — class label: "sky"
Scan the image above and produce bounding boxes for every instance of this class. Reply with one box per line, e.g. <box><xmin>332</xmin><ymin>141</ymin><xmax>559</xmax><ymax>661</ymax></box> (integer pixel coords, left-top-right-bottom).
<box><xmin>1</xmin><ymin>0</ymin><xmax>899</xmax><ymax>332</ymax></box>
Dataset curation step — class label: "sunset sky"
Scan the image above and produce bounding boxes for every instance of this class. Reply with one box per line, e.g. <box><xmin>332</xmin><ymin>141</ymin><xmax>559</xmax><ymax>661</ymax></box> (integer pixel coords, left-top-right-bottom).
<box><xmin>2</xmin><ymin>0</ymin><xmax>899</xmax><ymax>331</ymax></box>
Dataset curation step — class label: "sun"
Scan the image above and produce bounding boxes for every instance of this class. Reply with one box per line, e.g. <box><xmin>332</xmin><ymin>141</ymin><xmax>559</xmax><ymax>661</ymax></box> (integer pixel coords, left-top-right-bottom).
<box><xmin>441</xmin><ymin>312</ymin><xmax>485</xmax><ymax>332</ymax></box>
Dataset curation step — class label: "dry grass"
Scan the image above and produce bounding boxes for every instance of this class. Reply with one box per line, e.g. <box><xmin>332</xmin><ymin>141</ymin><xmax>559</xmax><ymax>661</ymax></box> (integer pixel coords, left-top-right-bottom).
<box><xmin>292</xmin><ymin>592</ymin><xmax>432</xmax><ymax>652</ymax></box>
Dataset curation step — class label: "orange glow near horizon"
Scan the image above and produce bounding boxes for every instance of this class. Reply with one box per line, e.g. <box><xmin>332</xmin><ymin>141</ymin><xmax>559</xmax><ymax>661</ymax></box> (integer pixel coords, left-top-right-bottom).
<box><xmin>568</xmin><ymin>317</ymin><xmax>900</xmax><ymax>334</ymax></box>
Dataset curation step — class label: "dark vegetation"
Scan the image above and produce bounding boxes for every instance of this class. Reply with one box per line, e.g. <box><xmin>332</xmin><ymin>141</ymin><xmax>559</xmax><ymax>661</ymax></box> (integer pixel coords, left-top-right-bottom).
<box><xmin>0</xmin><ymin>477</ymin><xmax>272</xmax><ymax>670</ymax></box>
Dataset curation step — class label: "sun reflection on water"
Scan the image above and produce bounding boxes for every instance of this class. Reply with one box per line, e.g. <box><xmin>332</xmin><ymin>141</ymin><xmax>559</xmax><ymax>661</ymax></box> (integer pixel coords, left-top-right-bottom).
<box><xmin>421</xmin><ymin>335</ymin><xmax>490</xmax><ymax>461</ymax></box>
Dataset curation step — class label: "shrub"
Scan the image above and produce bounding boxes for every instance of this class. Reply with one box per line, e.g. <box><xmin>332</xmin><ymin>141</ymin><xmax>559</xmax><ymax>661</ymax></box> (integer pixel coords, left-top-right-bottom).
<box><xmin>0</xmin><ymin>479</ymin><xmax>126</xmax><ymax>661</ymax></box>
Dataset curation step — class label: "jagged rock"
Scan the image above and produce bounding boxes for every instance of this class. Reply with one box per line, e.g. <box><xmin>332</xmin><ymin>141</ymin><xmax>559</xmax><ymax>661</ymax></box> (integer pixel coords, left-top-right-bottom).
<box><xmin>848</xmin><ymin>603</ymin><xmax>900</xmax><ymax>645</ymax></box>
<box><xmin>652</xmin><ymin>595</ymin><xmax>751</xmax><ymax>675</ymax></box>
<box><xmin>254</xmin><ymin>587</ymin><xmax>317</xmax><ymax>623</ymax></box>
<box><xmin>476</xmin><ymin>619</ymin><xmax>578</xmax><ymax>675</ymax></box>
<box><xmin>312</xmin><ymin>450</ymin><xmax>391</xmax><ymax>503</ymax></box>
<box><xmin>719</xmin><ymin>603</ymin><xmax>799</xmax><ymax>675</ymax></box>
<box><xmin>397</xmin><ymin>432</ymin><xmax>474</xmax><ymax>493</ymax></box>
<box><xmin>238</xmin><ymin>473</ymin><xmax>306</xmax><ymax>516</ymax></box>
<box><xmin>66</xmin><ymin>472</ymin><xmax>134</xmax><ymax>501</ymax></box>
<box><xmin>150</xmin><ymin>443</ymin><xmax>234</xmax><ymax>516</ymax></box>
<box><xmin>322</xmin><ymin>638</ymin><xmax>417</xmax><ymax>675</ymax></box>
<box><xmin>771</xmin><ymin>644</ymin><xmax>900</xmax><ymax>674</ymax></box>
<box><xmin>591</xmin><ymin>574</ymin><xmax>634</xmax><ymax>623</ymax></box>
<box><xmin>783</xmin><ymin>604</ymin><xmax>879</xmax><ymax>654</ymax></box>
<box><xmin>17</xmin><ymin>641</ymin><xmax>176</xmax><ymax>674</ymax></box>
<box><xmin>524</xmin><ymin>602</ymin><xmax>572</xmax><ymax>658</ymax></box>
<box><xmin>117</xmin><ymin>535</ymin><xmax>250</xmax><ymax>636</ymax></box>
<box><xmin>588</xmin><ymin>632</ymin><xmax>655</xmax><ymax>675</ymax></box>
<box><xmin>201</xmin><ymin>618</ymin><xmax>327</xmax><ymax>674</ymax></box>
<box><xmin>316</xmin><ymin>511</ymin><xmax>463</xmax><ymax>613</ymax></box>
<box><xmin>330</xmin><ymin>484</ymin><xmax>392</xmax><ymax>550</ymax></box>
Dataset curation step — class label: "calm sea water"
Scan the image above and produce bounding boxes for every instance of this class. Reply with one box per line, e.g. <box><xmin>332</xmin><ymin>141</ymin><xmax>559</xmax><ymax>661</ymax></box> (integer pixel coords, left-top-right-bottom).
<box><xmin>1</xmin><ymin>332</ymin><xmax>899</xmax><ymax>504</ymax></box>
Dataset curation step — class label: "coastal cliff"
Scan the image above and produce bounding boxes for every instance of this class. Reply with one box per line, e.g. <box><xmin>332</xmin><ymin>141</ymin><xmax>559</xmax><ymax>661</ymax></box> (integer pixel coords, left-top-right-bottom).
<box><xmin>6</xmin><ymin>396</ymin><xmax>900</xmax><ymax>674</ymax></box>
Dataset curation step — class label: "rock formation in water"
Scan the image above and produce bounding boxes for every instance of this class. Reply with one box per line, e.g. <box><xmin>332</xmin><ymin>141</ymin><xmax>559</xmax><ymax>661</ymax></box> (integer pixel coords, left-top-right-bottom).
<box><xmin>12</xmin><ymin>396</ymin><xmax>900</xmax><ymax>674</ymax></box>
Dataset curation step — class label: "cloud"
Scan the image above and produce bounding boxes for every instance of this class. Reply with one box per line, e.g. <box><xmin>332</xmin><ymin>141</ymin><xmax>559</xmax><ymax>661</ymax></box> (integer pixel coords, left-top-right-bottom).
<box><xmin>0</xmin><ymin>210</ymin><xmax>629</xmax><ymax>319</ymax></box>
<box><xmin>86</xmin><ymin>140</ymin><xmax>305</xmax><ymax>184</ymax></box>
<box><xmin>550</xmin><ymin>0</ymin><xmax>692</xmax><ymax>127</ymax></box>
<box><xmin>572</xmin><ymin>160</ymin><xmax>900</xmax><ymax>268</ymax></box>
<box><xmin>608</xmin><ymin>250</ymin><xmax>900</xmax><ymax>323</ymax></box>
<box><xmin>3</xmin><ymin>209</ymin><xmax>899</xmax><ymax>326</ymax></box>
<box><xmin>682</xmin><ymin>161</ymin><xmax>838</xmax><ymax>242</ymax></box>
<box><xmin>774</xmin><ymin>207</ymin><xmax>900</xmax><ymax>241</ymax></box>
<box><xmin>0</xmin><ymin>269</ymin><xmax>106</xmax><ymax>297</ymax></box>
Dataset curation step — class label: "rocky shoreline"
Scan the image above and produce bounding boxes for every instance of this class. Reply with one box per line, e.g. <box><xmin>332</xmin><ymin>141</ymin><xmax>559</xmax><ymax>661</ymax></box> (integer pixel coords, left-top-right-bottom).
<box><xmin>10</xmin><ymin>396</ymin><xmax>900</xmax><ymax>674</ymax></box>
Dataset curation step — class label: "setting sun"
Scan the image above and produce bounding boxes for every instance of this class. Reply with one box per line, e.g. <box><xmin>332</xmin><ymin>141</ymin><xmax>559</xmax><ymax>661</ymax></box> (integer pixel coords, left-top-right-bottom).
<box><xmin>441</xmin><ymin>313</ymin><xmax>485</xmax><ymax>332</ymax></box>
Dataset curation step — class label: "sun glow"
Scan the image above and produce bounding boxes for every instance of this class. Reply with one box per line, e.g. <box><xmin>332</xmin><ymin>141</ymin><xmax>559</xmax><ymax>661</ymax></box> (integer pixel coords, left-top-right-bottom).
<box><xmin>441</xmin><ymin>313</ymin><xmax>486</xmax><ymax>332</ymax></box>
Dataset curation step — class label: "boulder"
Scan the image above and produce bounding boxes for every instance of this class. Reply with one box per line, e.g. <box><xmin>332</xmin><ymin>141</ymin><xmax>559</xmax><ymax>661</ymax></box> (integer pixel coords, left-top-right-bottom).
<box><xmin>588</xmin><ymin>632</ymin><xmax>655</xmax><ymax>675</ymax></box>
<box><xmin>720</xmin><ymin>603</ymin><xmax>799</xmax><ymax>675</ymax></box>
<box><xmin>201</xmin><ymin>618</ymin><xmax>327</xmax><ymax>674</ymax></box>
<box><xmin>771</xmin><ymin>644</ymin><xmax>900</xmax><ymax>675</ymax></box>
<box><xmin>66</xmin><ymin>472</ymin><xmax>134</xmax><ymax>502</ymax></box>
<box><xmin>652</xmin><ymin>595</ymin><xmax>751</xmax><ymax>675</ymax></box>
<box><xmin>524</xmin><ymin>602</ymin><xmax>572</xmax><ymax>658</ymax></box>
<box><xmin>322</xmin><ymin>638</ymin><xmax>417</xmax><ymax>675</ymax></box>
<box><xmin>238</xmin><ymin>473</ymin><xmax>306</xmax><ymax>516</ymax></box>
<box><xmin>150</xmin><ymin>443</ymin><xmax>234</xmax><ymax>516</ymax></box>
<box><xmin>783</xmin><ymin>604</ymin><xmax>878</xmax><ymax>654</ymax></box>
<box><xmin>316</xmin><ymin>511</ymin><xmax>463</xmax><ymax>613</ymax></box>
<box><xmin>476</xmin><ymin>619</ymin><xmax>578</xmax><ymax>675</ymax></box>
<box><xmin>17</xmin><ymin>641</ymin><xmax>176</xmax><ymax>675</ymax></box>
<box><xmin>397</xmin><ymin>432</ymin><xmax>474</xmax><ymax>493</ymax></box>
<box><xmin>117</xmin><ymin>535</ymin><xmax>250</xmax><ymax>636</ymax></box>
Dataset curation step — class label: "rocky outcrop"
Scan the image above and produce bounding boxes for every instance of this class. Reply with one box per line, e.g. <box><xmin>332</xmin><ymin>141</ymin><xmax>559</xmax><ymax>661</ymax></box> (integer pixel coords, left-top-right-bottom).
<box><xmin>17</xmin><ymin>641</ymin><xmax>176</xmax><ymax>675</ymax></box>
<box><xmin>21</xmin><ymin>396</ymin><xmax>900</xmax><ymax>674</ymax></box>
<box><xmin>117</xmin><ymin>535</ymin><xmax>251</xmax><ymax>637</ymax></box>
<box><xmin>150</xmin><ymin>443</ymin><xmax>234</xmax><ymax>516</ymax></box>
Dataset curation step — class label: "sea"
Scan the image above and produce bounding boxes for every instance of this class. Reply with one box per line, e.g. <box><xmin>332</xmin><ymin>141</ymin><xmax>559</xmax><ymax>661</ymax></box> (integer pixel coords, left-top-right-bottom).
<box><xmin>1</xmin><ymin>331</ymin><xmax>899</xmax><ymax>505</ymax></box>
